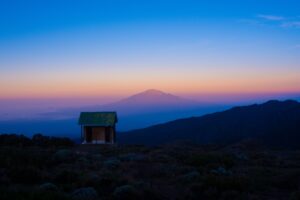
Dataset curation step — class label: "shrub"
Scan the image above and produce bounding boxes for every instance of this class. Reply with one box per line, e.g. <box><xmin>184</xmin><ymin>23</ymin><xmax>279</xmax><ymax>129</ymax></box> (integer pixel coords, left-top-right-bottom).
<box><xmin>103</xmin><ymin>158</ymin><xmax>121</xmax><ymax>169</ymax></box>
<box><xmin>55</xmin><ymin>170</ymin><xmax>80</xmax><ymax>185</ymax></box>
<box><xmin>119</xmin><ymin>153</ymin><xmax>146</xmax><ymax>162</ymax></box>
<box><xmin>8</xmin><ymin>166</ymin><xmax>44</xmax><ymax>184</ymax></box>
<box><xmin>71</xmin><ymin>187</ymin><xmax>98</xmax><ymax>200</ymax></box>
<box><xmin>0</xmin><ymin>134</ymin><xmax>32</xmax><ymax>147</ymax></box>
<box><xmin>0</xmin><ymin>147</ymin><xmax>52</xmax><ymax>169</ymax></box>
<box><xmin>178</xmin><ymin>171</ymin><xmax>201</xmax><ymax>183</ymax></box>
<box><xmin>79</xmin><ymin>173</ymin><xmax>102</xmax><ymax>189</ymax></box>
<box><xmin>202</xmin><ymin>175</ymin><xmax>249</xmax><ymax>192</ymax></box>
<box><xmin>0</xmin><ymin>133</ymin><xmax>74</xmax><ymax>148</ymax></box>
<box><xmin>53</xmin><ymin>149</ymin><xmax>75</xmax><ymax>163</ymax></box>
<box><xmin>186</xmin><ymin>153</ymin><xmax>235</xmax><ymax>170</ymax></box>
<box><xmin>184</xmin><ymin>183</ymin><xmax>203</xmax><ymax>199</ymax></box>
<box><xmin>220</xmin><ymin>190</ymin><xmax>242</xmax><ymax>200</ymax></box>
<box><xmin>32</xmin><ymin>134</ymin><xmax>74</xmax><ymax>147</ymax></box>
<box><xmin>0</xmin><ymin>188</ymin><xmax>70</xmax><ymax>200</ymax></box>
<box><xmin>290</xmin><ymin>191</ymin><xmax>300</xmax><ymax>200</ymax></box>
<box><xmin>39</xmin><ymin>182</ymin><xmax>60</xmax><ymax>192</ymax></box>
<box><xmin>113</xmin><ymin>185</ymin><xmax>140</xmax><ymax>200</ymax></box>
<box><xmin>210</xmin><ymin>167</ymin><xmax>232</xmax><ymax>176</ymax></box>
<box><xmin>92</xmin><ymin>171</ymin><xmax>126</xmax><ymax>195</ymax></box>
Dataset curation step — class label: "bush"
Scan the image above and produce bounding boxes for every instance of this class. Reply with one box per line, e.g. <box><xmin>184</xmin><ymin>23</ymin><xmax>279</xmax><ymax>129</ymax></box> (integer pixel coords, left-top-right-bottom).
<box><xmin>55</xmin><ymin>170</ymin><xmax>80</xmax><ymax>185</ymax></box>
<box><xmin>178</xmin><ymin>171</ymin><xmax>201</xmax><ymax>183</ymax></box>
<box><xmin>0</xmin><ymin>134</ymin><xmax>32</xmax><ymax>147</ymax></box>
<box><xmin>92</xmin><ymin>171</ymin><xmax>126</xmax><ymax>195</ymax></box>
<box><xmin>0</xmin><ymin>188</ymin><xmax>70</xmax><ymax>200</ymax></box>
<box><xmin>39</xmin><ymin>182</ymin><xmax>60</xmax><ymax>192</ymax></box>
<box><xmin>113</xmin><ymin>185</ymin><xmax>140</xmax><ymax>200</ymax></box>
<box><xmin>184</xmin><ymin>183</ymin><xmax>204</xmax><ymax>199</ymax></box>
<box><xmin>8</xmin><ymin>166</ymin><xmax>44</xmax><ymax>184</ymax></box>
<box><xmin>290</xmin><ymin>191</ymin><xmax>300</xmax><ymax>200</ymax></box>
<box><xmin>202</xmin><ymin>175</ymin><xmax>249</xmax><ymax>192</ymax></box>
<box><xmin>186</xmin><ymin>153</ymin><xmax>235</xmax><ymax>170</ymax></box>
<box><xmin>0</xmin><ymin>147</ymin><xmax>52</xmax><ymax>169</ymax></box>
<box><xmin>119</xmin><ymin>153</ymin><xmax>146</xmax><ymax>162</ymax></box>
<box><xmin>53</xmin><ymin>149</ymin><xmax>75</xmax><ymax>163</ymax></box>
<box><xmin>0</xmin><ymin>134</ymin><xmax>74</xmax><ymax>148</ymax></box>
<box><xmin>71</xmin><ymin>187</ymin><xmax>98</xmax><ymax>200</ymax></box>
<box><xmin>220</xmin><ymin>190</ymin><xmax>242</xmax><ymax>200</ymax></box>
<box><xmin>210</xmin><ymin>167</ymin><xmax>232</xmax><ymax>176</ymax></box>
<box><xmin>32</xmin><ymin>134</ymin><xmax>74</xmax><ymax>147</ymax></box>
<box><xmin>103</xmin><ymin>158</ymin><xmax>121</xmax><ymax>169</ymax></box>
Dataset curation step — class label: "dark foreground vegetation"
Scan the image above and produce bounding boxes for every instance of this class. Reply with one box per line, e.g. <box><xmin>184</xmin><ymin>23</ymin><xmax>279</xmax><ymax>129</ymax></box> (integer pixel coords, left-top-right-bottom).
<box><xmin>0</xmin><ymin>134</ymin><xmax>300</xmax><ymax>200</ymax></box>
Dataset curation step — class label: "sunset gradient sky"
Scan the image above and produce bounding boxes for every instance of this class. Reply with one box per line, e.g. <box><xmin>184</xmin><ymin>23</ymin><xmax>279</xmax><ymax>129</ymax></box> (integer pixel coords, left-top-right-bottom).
<box><xmin>1</xmin><ymin>0</ymin><xmax>300</xmax><ymax>104</ymax></box>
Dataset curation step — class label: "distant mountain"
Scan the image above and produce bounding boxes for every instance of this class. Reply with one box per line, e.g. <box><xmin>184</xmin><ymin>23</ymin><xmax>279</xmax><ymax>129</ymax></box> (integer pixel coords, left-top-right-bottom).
<box><xmin>0</xmin><ymin>90</ymin><xmax>229</xmax><ymax>136</ymax></box>
<box><xmin>38</xmin><ymin>89</ymin><xmax>228</xmax><ymax>131</ymax></box>
<box><xmin>119</xmin><ymin>100</ymin><xmax>300</xmax><ymax>149</ymax></box>
<box><xmin>50</xmin><ymin>89</ymin><xmax>200</xmax><ymax>115</ymax></box>
<box><xmin>100</xmin><ymin>89</ymin><xmax>199</xmax><ymax>114</ymax></box>
<box><xmin>116</xmin><ymin>89</ymin><xmax>185</xmax><ymax>104</ymax></box>
<box><xmin>86</xmin><ymin>89</ymin><xmax>227</xmax><ymax>130</ymax></box>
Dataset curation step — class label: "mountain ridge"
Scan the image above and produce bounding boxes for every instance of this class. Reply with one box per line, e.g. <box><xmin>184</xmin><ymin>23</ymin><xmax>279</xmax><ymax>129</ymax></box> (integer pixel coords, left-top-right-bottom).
<box><xmin>119</xmin><ymin>99</ymin><xmax>300</xmax><ymax>149</ymax></box>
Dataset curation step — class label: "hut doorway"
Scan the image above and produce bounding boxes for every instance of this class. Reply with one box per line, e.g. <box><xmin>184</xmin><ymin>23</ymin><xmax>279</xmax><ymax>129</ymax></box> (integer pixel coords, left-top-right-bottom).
<box><xmin>85</xmin><ymin>127</ymin><xmax>93</xmax><ymax>143</ymax></box>
<box><xmin>105</xmin><ymin>127</ymin><xmax>111</xmax><ymax>143</ymax></box>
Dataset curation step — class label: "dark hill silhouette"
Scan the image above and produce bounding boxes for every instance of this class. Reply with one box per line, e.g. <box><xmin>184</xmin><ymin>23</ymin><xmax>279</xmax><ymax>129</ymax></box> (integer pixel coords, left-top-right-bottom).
<box><xmin>119</xmin><ymin>100</ymin><xmax>300</xmax><ymax>149</ymax></box>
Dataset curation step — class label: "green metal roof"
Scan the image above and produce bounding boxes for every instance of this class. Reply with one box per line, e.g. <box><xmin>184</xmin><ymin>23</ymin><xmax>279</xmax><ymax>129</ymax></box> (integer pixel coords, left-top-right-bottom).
<box><xmin>78</xmin><ymin>112</ymin><xmax>117</xmax><ymax>126</ymax></box>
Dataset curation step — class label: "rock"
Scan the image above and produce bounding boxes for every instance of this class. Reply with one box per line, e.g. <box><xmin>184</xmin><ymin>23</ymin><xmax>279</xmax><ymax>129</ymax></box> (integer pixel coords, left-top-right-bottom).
<box><xmin>71</xmin><ymin>187</ymin><xmax>98</xmax><ymax>200</ymax></box>
<box><xmin>39</xmin><ymin>182</ymin><xmax>59</xmax><ymax>192</ymax></box>
<box><xmin>113</xmin><ymin>185</ymin><xmax>139</xmax><ymax>199</ymax></box>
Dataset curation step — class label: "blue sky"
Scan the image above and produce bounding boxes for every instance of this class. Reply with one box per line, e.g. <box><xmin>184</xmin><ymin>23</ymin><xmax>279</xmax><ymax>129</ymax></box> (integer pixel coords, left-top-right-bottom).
<box><xmin>0</xmin><ymin>0</ymin><xmax>300</xmax><ymax>101</ymax></box>
<box><xmin>1</xmin><ymin>0</ymin><xmax>300</xmax><ymax>39</ymax></box>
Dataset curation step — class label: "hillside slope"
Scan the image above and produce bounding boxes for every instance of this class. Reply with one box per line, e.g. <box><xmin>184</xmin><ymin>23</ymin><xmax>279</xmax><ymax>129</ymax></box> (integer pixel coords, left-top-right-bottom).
<box><xmin>119</xmin><ymin>100</ymin><xmax>300</xmax><ymax>148</ymax></box>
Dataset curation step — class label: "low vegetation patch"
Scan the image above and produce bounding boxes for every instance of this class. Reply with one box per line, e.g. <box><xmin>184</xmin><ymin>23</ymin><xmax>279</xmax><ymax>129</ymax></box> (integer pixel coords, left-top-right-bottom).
<box><xmin>0</xmin><ymin>134</ymin><xmax>299</xmax><ymax>199</ymax></box>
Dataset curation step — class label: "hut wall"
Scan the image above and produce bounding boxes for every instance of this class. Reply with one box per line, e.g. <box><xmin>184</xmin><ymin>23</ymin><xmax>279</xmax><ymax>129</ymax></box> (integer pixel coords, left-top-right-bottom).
<box><xmin>92</xmin><ymin>127</ymin><xmax>106</xmax><ymax>141</ymax></box>
<box><xmin>83</xmin><ymin>126</ymin><xmax>115</xmax><ymax>144</ymax></box>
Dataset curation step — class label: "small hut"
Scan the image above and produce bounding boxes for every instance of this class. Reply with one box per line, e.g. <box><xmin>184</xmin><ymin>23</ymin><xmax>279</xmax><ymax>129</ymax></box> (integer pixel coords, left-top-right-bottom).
<box><xmin>78</xmin><ymin>112</ymin><xmax>117</xmax><ymax>144</ymax></box>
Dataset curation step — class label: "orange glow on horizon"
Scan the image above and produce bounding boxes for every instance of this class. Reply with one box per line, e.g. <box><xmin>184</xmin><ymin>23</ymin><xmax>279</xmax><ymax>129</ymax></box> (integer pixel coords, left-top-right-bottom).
<box><xmin>1</xmin><ymin>66</ymin><xmax>300</xmax><ymax>99</ymax></box>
